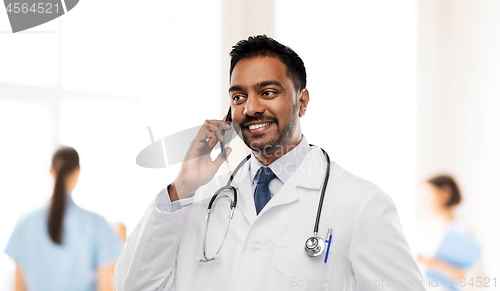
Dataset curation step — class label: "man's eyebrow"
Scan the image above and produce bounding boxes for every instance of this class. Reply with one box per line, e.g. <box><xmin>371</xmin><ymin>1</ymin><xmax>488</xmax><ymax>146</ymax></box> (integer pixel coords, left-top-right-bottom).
<box><xmin>254</xmin><ymin>80</ymin><xmax>284</xmax><ymax>90</ymax></box>
<box><xmin>228</xmin><ymin>80</ymin><xmax>285</xmax><ymax>93</ymax></box>
<box><xmin>228</xmin><ymin>85</ymin><xmax>244</xmax><ymax>93</ymax></box>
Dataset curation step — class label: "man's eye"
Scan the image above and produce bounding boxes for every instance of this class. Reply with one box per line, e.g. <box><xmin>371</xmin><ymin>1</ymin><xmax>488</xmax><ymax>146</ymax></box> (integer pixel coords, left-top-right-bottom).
<box><xmin>263</xmin><ymin>90</ymin><xmax>275</xmax><ymax>96</ymax></box>
<box><xmin>232</xmin><ymin>95</ymin><xmax>245</xmax><ymax>103</ymax></box>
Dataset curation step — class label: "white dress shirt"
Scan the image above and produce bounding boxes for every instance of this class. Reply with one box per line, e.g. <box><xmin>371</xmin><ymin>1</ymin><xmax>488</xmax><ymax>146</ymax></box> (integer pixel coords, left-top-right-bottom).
<box><xmin>248</xmin><ymin>135</ymin><xmax>311</xmax><ymax>197</ymax></box>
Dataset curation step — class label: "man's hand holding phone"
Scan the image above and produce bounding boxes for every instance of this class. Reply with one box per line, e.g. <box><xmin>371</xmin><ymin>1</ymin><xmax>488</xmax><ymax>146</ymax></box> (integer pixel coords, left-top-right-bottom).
<box><xmin>169</xmin><ymin>113</ymin><xmax>233</xmax><ymax>202</ymax></box>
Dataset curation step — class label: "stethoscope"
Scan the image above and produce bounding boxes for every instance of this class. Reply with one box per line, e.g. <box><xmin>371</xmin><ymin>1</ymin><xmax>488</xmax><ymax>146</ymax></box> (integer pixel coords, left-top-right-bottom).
<box><xmin>197</xmin><ymin>146</ymin><xmax>332</xmax><ymax>263</ymax></box>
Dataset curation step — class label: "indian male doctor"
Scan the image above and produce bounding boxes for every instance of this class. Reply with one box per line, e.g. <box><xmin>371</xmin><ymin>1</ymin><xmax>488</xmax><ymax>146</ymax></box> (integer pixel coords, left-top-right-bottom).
<box><xmin>115</xmin><ymin>35</ymin><xmax>426</xmax><ymax>291</ymax></box>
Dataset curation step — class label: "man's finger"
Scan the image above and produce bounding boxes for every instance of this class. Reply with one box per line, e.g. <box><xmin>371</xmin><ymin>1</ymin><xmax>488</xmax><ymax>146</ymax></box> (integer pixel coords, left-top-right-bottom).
<box><xmin>206</xmin><ymin>119</ymin><xmax>232</xmax><ymax>131</ymax></box>
<box><xmin>213</xmin><ymin>147</ymin><xmax>232</xmax><ymax>167</ymax></box>
<box><xmin>205</xmin><ymin>131</ymin><xmax>219</xmax><ymax>148</ymax></box>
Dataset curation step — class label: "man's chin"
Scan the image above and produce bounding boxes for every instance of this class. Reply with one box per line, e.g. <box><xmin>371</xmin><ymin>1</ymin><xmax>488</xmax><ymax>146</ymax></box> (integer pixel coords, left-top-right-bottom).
<box><xmin>245</xmin><ymin>138</ymin><xmax>280</xmax><ymax>154</ymax></box>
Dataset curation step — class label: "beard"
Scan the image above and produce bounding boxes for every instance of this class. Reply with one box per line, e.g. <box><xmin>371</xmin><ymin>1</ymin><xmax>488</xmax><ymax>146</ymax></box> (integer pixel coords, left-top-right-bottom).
<box><xmin>240</xmin><ymin>103</ymin><xmax>299</xmax><ymax>155</ymax></box>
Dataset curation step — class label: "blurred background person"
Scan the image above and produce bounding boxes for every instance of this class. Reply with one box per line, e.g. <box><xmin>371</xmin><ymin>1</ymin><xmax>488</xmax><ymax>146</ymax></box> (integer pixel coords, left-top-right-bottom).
<box><xmin>416</xmin><ymin>175</ymin><xmax>483</xmax><ymax>291</ymax></box>
<box><xmin>4</xmin><ymin>147</ymin><xmax>123</xmax><ymax>291</ymax></box>
<box><xmin>111</xmin><ymin>222</ymin><xmax>127</xmax><ymax>246</ymax></box>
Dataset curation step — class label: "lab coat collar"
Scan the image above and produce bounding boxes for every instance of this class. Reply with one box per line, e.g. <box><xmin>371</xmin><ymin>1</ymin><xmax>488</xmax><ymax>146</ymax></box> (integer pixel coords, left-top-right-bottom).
<box><xmin>232</xmin><ymin>165</ymin><xmax>301</xmax><ymax>225</ymax></box>
<box><xmin>290</xmin><ymin>145</ymin><xmax>327</xmax><ymax>190</ymax></box>
<box><xmin>231</xmin><ymin>145</ymin><xmax>327</xmax><ymax>224</ymax></box>
<box><xmin>248</xmin><ymin>135</ymin><xmax>311</xmax><ymax>188</ymax></box>
<box><xmin>231</xmin><ymin>145</ymin><xmax>326</xmax><ymax>191</ymax></box>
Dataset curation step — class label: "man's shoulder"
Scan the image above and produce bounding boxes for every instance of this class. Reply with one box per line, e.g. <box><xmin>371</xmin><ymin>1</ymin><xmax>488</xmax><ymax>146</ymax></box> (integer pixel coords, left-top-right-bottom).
<box><xmin>294</xmin><ymin>146</ymin><xmax>392</xmax><ymax>205</ymax></box>
<box><xmin>328</xmin><ymin>161</ymin><xmax>393</xmax><ymax>205</ymax></box>
<box><xmin>192</xmin><ymin>171</ymin><xmax>233</xmax><ymax>204</ymax></box>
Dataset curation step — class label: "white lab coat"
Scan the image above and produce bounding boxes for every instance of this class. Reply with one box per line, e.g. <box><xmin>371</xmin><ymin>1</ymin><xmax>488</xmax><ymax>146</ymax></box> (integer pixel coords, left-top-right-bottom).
<box><xmin>115</xmin><ymin>146</ymin><xmax>426</xmax><ymax>291</ymax></box>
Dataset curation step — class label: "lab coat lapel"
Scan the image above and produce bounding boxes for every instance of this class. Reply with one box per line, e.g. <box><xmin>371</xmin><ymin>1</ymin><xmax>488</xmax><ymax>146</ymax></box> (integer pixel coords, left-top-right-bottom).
<box><xmin>292</xmin><ymin>145</ymin><xmax>326</xmax><ymax>190</ymax></box>
<box><xmin>232</xmin><ymin>160</ymin><xmax>258</xmax><ymax>225</ymax></box>
<box><xmin>232</xmin><ymin>146</ymin><xmax>326</xmax><ymax>222</ymax></box>
<box><xmin>234</xmin><ymin>170</ymin><xmax>300</xmax><ymax>224</ymax></box>
<box><xmin>257</xmin><ymin>146</ymin><xmax>326</xmax><ymax>215</ymax></box>
<box><xmin>258</xmin><ymin>176</ymin><xmax>300</xmax><ymax>216</ymax></box>
<box><xmin>234</xmin><ymin>146</ymin><xmax>326</xmax><ymax>224</ymax></box>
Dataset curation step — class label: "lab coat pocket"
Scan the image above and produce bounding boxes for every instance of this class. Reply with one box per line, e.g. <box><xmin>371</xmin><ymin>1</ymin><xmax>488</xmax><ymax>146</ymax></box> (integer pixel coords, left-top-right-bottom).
<box><xmin>269</xmin><ymin>236</ymin><xmax>336</xmax><ymax>291</ymax></box>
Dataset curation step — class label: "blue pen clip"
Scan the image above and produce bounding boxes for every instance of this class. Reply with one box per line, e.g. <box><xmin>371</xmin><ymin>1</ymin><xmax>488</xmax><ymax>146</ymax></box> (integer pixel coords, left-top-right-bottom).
<box><xmin>324</xmin><ymin>228</ymin><xmax>333</xmax><ymax>263</ymax></box>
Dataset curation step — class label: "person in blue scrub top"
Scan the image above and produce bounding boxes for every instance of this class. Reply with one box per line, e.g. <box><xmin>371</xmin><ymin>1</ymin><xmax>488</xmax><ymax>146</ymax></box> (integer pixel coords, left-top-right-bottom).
<box><xmin>5</xmin><ymin>146</ymin><xmax>123</xmax><ymax>291</ymax></box>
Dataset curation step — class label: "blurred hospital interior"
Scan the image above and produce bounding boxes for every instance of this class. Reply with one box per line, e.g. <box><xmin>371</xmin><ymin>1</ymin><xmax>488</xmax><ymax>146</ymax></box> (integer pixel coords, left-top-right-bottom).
<box><xmin>0</xmin><ymin>0</ymin><xmax>499</xmax><ymax>289</ymax></box>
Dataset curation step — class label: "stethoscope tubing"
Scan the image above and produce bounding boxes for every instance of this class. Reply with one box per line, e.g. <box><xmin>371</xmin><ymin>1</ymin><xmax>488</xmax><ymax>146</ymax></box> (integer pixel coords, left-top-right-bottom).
<box><xmin>207</xmin><ymin>155</ymin><xmax>250</xmax><ymax>211</ymax></box>
<box><xmin>201</xmin><ymin>145</ymin><xmax>330</xmax><ymax>262</ymax></box>
<box><xmin>313</xmin><ymin>147</ymin><xmax>330</xmax><ymax>234</ymax></box>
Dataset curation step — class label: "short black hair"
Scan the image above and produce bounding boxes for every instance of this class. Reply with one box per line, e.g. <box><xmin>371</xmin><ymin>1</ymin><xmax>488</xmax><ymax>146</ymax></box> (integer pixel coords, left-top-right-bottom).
<box><xmin>428</xmin><ymin>174</ymin><xmax>462</xmax><ymax>208</ymax></box>
<box><xmin>229</xmin><ymin>35</ymin><xmax>306</xmax><ymax>92</ymax></box>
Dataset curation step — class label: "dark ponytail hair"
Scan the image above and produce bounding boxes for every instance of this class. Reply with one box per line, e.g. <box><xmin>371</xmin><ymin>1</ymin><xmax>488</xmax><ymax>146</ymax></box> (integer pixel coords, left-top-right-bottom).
<box><xmin>427</xmin><ymin>174</ymin><xmax>462</xmax><ymax>208</ymax></box>
<box><xmin>48</xmin><ymin>147</ymin><xmax>80</xmax><ymax>245</ymax></box>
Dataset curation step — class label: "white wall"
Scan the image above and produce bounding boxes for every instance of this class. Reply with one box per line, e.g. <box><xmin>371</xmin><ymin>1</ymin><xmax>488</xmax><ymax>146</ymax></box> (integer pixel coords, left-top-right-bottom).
<box><xmin>418</xmin><ymin>0</ymin><xmax>500</xmax><ymax>277</ymax></box>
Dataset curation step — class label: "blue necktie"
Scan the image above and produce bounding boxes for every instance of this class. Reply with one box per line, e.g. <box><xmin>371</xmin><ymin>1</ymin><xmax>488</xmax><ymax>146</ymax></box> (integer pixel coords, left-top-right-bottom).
<box><xmin>254</xmin><ymin>167</ymin><xmax>276</xmax><ymax>215</ymax></box>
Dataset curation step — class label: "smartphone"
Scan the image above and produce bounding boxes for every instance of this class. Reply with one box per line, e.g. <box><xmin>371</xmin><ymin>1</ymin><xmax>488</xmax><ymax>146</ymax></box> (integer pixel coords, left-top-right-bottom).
<box><xmin>220</xmin><ymin>107</ymin><xmax>232</xmax><ymax>158</ymax></box>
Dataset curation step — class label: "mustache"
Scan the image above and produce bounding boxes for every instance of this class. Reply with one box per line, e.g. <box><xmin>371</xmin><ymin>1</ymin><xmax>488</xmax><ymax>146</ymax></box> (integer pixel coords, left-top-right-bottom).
<box><xmin>239</xmin><ymin>114</ymin><xmax>279</xmax><ymax>128</ymax></box>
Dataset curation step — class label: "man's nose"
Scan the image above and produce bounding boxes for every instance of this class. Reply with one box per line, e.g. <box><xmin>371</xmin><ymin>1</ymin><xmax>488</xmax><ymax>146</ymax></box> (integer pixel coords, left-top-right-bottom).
<box><xmin>243</xmin><ymin>94</ymin><xmax>265</xmax><ymax>116</ymax></box>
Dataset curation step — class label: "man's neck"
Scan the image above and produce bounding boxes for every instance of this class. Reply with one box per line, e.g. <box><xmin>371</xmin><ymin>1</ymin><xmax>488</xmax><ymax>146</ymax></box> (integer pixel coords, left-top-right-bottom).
<box><xmin>253</xmin><ymin>137</ymin><xmax>302</xmax><ymax>166</ymax></box>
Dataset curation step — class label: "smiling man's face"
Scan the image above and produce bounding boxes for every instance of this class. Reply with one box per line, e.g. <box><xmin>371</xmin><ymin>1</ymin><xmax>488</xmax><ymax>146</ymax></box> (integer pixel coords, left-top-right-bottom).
<box><xmin>229</xmin><ymin>56</ymin><xmax>308</xmax><ymax>159</ymax></box>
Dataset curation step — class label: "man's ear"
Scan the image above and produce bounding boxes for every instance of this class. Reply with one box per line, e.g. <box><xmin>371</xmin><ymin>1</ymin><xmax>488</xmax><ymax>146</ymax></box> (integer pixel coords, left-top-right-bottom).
<box><xmin>298</xmin><ymin>88</ymin><xmax>310</xmax><ymax>117</ymax></box>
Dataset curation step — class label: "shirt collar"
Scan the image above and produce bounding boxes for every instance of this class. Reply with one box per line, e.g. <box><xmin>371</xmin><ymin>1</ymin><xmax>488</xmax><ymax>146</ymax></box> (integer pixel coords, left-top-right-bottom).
<box><xmin>66</xmin><ymin>192</ymin><xmax>76</xmax><ymax>207</ymax></box>
<box><xmin>249</xmin><ymin>135</ymin><xmax>311</xmax><ymax>185</ymax></box>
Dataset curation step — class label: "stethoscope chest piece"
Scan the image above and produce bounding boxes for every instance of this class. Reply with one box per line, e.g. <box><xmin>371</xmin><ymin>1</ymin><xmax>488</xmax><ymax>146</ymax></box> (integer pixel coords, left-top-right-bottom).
<box><xmin>304</xmin><ymin>236</ymin><xmax>325</xmax><ymax>257</ymax></box>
